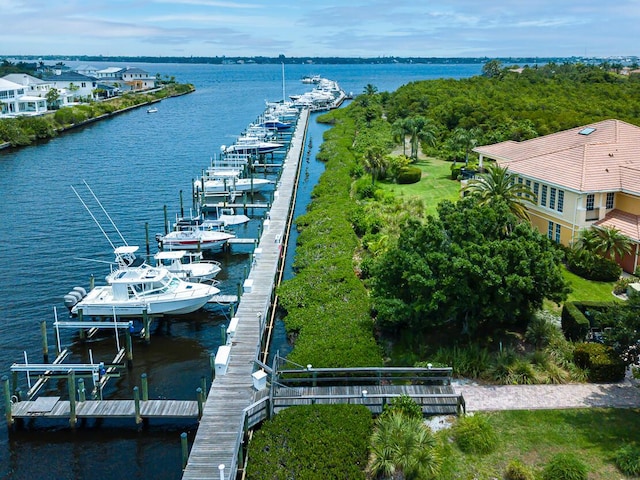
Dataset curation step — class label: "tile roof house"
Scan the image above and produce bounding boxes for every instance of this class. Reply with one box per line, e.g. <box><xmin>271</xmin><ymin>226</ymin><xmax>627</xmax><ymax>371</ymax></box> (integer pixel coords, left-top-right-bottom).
<box><xmin>474</xmin><ymin>119</ymin><xmax>640</xmax><ymax>273</ymax></box>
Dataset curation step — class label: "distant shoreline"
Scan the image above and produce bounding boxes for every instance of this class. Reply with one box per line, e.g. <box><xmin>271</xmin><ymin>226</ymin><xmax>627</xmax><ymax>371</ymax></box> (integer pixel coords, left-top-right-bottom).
<box><xmin>2</xmin><ymin>54</ymin><xmax>626</xmax><ymax>66</ymax></box>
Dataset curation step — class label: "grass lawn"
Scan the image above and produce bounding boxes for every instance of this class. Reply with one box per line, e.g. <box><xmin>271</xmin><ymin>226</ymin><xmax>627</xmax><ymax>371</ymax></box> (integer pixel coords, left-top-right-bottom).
<box><xmin>378</xmin><ymin>157</ymin><xmax>460</xmax><ymax>216</ymax></box>
<box><xmin>563</xmin><ymin>267</ymin><xmax>621</xmax><ymax>303</ymax></box>
<box><xmin>438</xmin><ymin>408</ymin><xmax>640</xmax><ymax>479</ymax></box>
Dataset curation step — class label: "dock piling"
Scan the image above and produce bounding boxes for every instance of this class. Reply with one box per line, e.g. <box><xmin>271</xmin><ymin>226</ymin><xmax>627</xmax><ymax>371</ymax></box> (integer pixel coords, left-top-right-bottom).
<box><xmin>181</xmin><ymin>432</ymin><xmax>189</xmax><ymax>470</ymax></box>
<box><xmin>134</xmin><ymin>386</ymin><xmax>141</xmax><ymax>424</ymax></box>
<box><xmin>196</xmin><ymin>387</ymin><xmax>203</xmax><ymax>419</ymax></box>
<box><xmin>68</xmin><ymin>370</ymin><xmax>77</xmax><ymax>427</ymax></box>
<box><xmin>3</xmin><ymin>376</ymin><xmax>12</xmax><ymax>428</ymax></box>
<box><xmin>141</xmin><ymin>373</ymin><xmax>149</xmax><ymax>401</ymax></box>
<box><xmin>78</xmin><ymin>378</ymin><xmax>86</xmax><ymax>402</ymax></box>
<box><xmin>40</xmin><ymin>320</ymin><xmax>49</xmax><ymax>363</ymax></box>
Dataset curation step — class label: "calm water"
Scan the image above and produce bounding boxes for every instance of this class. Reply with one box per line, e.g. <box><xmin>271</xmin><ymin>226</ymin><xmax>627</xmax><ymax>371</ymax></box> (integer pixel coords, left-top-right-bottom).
<box><xmin>0</xmin><ymin>62</ymin><xmax>480</xmax><ymax>479</ymax></box>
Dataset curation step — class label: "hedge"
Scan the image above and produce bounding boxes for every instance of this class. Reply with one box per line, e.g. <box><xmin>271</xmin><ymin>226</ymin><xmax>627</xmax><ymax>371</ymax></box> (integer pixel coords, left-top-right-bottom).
<box><xmin>560</xmin><ymin>302</ymin><xmax>590</xmax><ymax>341</ymax></box>
<box><xmin>573</xmin><ymin>342</ymin><xmax>626</xmax><ymax>382</ymax></box>
<box><xmin>396</xmin><ymin>166</ymin><xmax>422</xmax><ymax>184</ymax></box>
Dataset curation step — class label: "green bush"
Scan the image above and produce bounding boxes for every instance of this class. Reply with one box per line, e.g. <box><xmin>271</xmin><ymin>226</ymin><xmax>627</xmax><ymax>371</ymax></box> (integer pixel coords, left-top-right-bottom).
<box><xmin>614</xmin><ymin>444</ymin><xmax>640</xmax><ymax>476</ymax></box>
<box><xmin>504</xmin><ymin>459</ymin><xmax>535</xmax><ymax>480</ymax></box>
<box><xmin>525</xmin><ymin>310</ymin><xmax>560</xmax><ymax>348</ymax></box>
<box><xmin>566</xmin><ymin>248</ymin><xmax>622</xmax><ymax>281</ymax></box>
<box><xmin>560</xmin><ymin>302</ymin><xmax>590</xmax><ymax>341</ymax></box>
<box><xmin>541</xmin><ymin>452</ymin><xmax>588</xmax><ymax>480</ymax></box>
<box><xmin>452</xmin><ymin>414</ymin><xmax>498</xmax><ymax>454</ymax></box>
<box><xmin>380</xmin><ymin>394</ymin><xmax>423</xmax><ymax>419</ymax></box>
<box><xmin>246</xmin><ymin>404</ymin><xmax>372</xmax><ymax>480</ymax></box>
<box><xmin>396</xmin><ymin>166</ymin><xmax>422</xmax><ymax>184</ymax></box>
<box><xmin>573</xmin><ymin>342</ymin><xmax>625</xmax><ymax>382</ymax></box>
<box><xmin>450</xmin><ymin>165</ymin><xmax>462</xmax><ymax>179</ymax></box>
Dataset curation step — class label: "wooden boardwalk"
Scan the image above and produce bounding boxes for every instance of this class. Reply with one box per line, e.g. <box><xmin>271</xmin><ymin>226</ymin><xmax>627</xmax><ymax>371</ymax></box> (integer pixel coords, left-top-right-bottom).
<box><xmin>182</xmin><ymin>109</ymin><xmax>310</xmax><ymax>480</ymax></box>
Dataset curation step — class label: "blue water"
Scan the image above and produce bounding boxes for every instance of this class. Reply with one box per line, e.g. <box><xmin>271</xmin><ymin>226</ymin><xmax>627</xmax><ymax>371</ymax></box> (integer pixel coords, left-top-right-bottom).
<box><xmin>0</xmin><ymin>62</ymin><xmax>480</xmax><ymax>479</ymax></box>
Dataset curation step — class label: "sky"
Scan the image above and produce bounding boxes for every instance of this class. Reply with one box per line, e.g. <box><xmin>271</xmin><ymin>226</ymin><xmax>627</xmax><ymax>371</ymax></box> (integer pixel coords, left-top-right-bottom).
<box><xmin>2</xmin><ymin>0</ymin><xmax>639</xmax><ymax>59</ymax></box>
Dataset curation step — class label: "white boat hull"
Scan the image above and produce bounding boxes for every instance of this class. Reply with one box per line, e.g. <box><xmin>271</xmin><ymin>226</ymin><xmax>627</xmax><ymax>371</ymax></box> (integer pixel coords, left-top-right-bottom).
<box><xmin>71</xmin><ymin>284</ymin><xmax>219</xmax><ymax>316</ymax></box>
<box><xmin>199</xmin><ymin>178</ymin><xmax>273</xmax><ymax>194</ymax></box>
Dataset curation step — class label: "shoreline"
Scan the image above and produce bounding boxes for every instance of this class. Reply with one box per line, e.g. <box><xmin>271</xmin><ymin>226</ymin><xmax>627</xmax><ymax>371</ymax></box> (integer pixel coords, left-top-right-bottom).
<box><xmin>0</xmin><ymin>85</ymin><xmax>194</xmax><ymax>152</ymax></box>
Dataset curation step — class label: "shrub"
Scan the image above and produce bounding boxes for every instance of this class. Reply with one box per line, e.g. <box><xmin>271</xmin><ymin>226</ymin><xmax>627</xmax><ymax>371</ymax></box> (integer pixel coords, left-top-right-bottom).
<box><xmin>504</xmin><ymin>459</ymin><xmax>535</xmax><ymax>480</ymax></box>
<box><xmin>451</xmin><ymin>165</ymin><xmax>462</xmax><ymax>179</ymax></box>
<box><xmin>452</xmin><ymin>414</ymin><xmax>498</xmax><ymax>454</ymax></box>
<box><xmin>525</xmin><ymin>310</ymin><xmax>561</xmax><ymax>348</ymax></box>
<box><xmin>396</xmin><ymin>166</ymin><xmax>422</xmax><ymax>184</ymax></box>
<box><xmin>246</xmin><ymin>404</ymin><xmax>372</xmax><ymax>480</ymax></box>
<box><xmin>614</xmin><ymin>444</ymin><xmax>640</xmax><ymax>476</ymax></box>
<box><xmin>380</xmin><ymin>394</ymin><xmax>423</xmax><ymax>419</ymax></box>
<box><xmin>541</xmin><ymin>452</ymin><xmax>588</xmax><ymax>480</ymax></box>
<box><xmin>560</xmin><ymin>302</ymin><xmax>590</xmax><ymax>341</ymax></box>
<box><xmin>614</xmin><ymin>276</ymin><xmax>640</xmax><ymax>295</ymax></box>
<box><xmin>566</xmin><ymin>248</ymin><xmax>621</xmax><ymax>281</ymax></box>
<box><xmin>573</xmin><ymin>342</ymin><xmax>626</xmax><ymax>382</ymax></box>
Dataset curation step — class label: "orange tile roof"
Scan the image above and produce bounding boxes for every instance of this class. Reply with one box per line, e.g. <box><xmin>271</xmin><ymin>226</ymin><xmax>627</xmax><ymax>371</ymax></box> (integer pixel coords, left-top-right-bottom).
<box><xmin>595</xmin><ymin>209</ymin><xmax>640</xmax><ymax>242</ymax></box>
<box><xmin>474</xmin><ymin>119</ymin><xmax>640</xmax><ymax>195</ymax></box>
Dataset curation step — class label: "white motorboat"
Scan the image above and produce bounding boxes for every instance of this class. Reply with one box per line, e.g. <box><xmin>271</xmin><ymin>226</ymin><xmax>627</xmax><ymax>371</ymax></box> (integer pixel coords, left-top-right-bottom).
<box><xmin>222</xmin><ymin>135</ymin><xmax>283</xmax><ymax>155</ymax></box>
<box><xmin>66</xmin><ymin>246</ymin><xmax>219</xmax><ymax>316</ymax></box>
<box><xmin>147</xmin><ymin>107</ymin><xmax>158</xmax><ymax>113</ymax></box>
<box><xmin>154</xmin><ymin>250</ymin><xmax>221</xmax><ymax>283</ymax></box>
<box><xmin>195</xmin><ymin>171</ymin><xmax>274</xmax><ymax>194</ymax></box>
<box><xmin>156</xmin><ymin>218</ymin><xmax>235</xmax><ymax>251</ymax></box>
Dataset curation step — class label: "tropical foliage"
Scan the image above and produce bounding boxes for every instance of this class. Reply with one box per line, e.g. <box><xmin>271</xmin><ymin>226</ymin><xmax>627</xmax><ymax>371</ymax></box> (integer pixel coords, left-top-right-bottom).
<box><xmin>369</xmin><ymin>196</ymin><xmax>569</xmax><ymax>337</ymax></box>
<box><xmin>462</xmin><ymin>164</ymin><xmax>537</xmax><ymax>221</ymax></box>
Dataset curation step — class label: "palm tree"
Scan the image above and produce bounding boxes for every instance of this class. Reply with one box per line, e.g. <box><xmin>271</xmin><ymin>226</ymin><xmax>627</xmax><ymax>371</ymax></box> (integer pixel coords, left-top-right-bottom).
<box><xmin>451</xmin><ymin>127</ymin><xmax>481</xmax><ymax>167</ymax></box>
<box><xmin>363</xmin><ymin>145</ymin><xmax>387</xmax><ymax>185</ymax></box>
<box><xmin>406</xmin><ymin>117</ymin><xmax>437</xmax><ymax>161</ymax></box>
<box><xmin>367</xmin><ymin>411</ymin><xmax>441</xmax><ymax>480</ymax></box>
<box><xmin>462</xmin><ymin>164</ymin><xmax>536</xmax><ymax>221</ymax></box>
<box><xmin>391</xmin><ymin>118</ymin><xmax>411</xmax><ymax>156</ymax></box>
<box><xmin>364</xmin><ymin>83</ymin><xmax>378</xmax><ymax>95</ymax></box>
<box><xmin>579</xmin><ymin>225</ymin><xmax>633</xmax><ymax>259</ymax></box>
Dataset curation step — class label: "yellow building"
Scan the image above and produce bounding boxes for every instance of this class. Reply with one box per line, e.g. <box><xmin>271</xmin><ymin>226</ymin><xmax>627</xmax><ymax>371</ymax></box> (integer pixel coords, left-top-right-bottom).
<box><xmin>474</xmin><ymin>119</ymin><xmax>640</xmax><ymax>273</ymax></box>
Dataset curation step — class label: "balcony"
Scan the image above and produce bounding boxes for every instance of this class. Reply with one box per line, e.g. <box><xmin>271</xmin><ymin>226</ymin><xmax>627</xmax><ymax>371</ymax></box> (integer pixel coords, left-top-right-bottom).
<box><xmin>585</xmin><ymin>208</ymin><xmax>600</xmax><ymax>222</ymax></box>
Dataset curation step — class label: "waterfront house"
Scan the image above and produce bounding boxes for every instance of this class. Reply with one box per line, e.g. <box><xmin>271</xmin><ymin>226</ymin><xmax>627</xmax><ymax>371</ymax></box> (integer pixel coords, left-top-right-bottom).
<box><xmin>121</xmin><ymin>67</ymin><xmax>156</xmax><ymax>91</ymax></box>
<box><xmin>2</xmin><ymin>73</ymin><xmax>53</xmax><ymax>97</ymax></box>
<box><xmin>41</xmin><ymin>70</ymin><xmax>98</xmax><ymax>103</ymax></box>
<box><xmin>0</xmin><ymin>77</ymin><xmax>48</xmax><ymax>117</ymax></box>
<box><xmin>474</xmin><ymin>119</ymin><xmax>640</xmax><ymax>273</ymax></box>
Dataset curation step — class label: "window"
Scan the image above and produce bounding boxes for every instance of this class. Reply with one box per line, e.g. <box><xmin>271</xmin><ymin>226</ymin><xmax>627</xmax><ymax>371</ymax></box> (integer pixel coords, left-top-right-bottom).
<box><xmin>517</xmin><ymin>177</ymin><xmax>523</xmax><ymax>196</ymax></box>
<box><xmin>525</xmin><ymin>180</ymin><xmax>532</xmax><ymax>199</ymax></box>
<box><xmin>555</xmin><ymin>224</ymin><xmax>561</xmax><ymax>243</ymax></box>
<box><xmin>558</xmin><ymin>190</ymin><xmax>564</xmax><ymax>213</ymax></box>
<box><xmin>586</xmin><ymin>194</ymin><xmax>595</xmax><ymax>211</ymax></box>
<box><xmin>548</xmin><ymin>221</ymin><xmax>554</xmax><ymax>240</ymax></box>
<box><xmin>606</xmin><ymin>192</ymin><xmax>614</xmax><ymax>209</ymax></box>
<box><xmin>549</xmin><ymin>188</ymin><xmax>556</xmax><ymax>210</ymax></box>
<box><xmin>533</xmin><ymin>182</ymin><xmax>540</xmax><ymax>203</ymax></box>
<box><xmin>541</xmin><ymin>185</ymin><xmax>548</xmax><ymax>207</ymax></box>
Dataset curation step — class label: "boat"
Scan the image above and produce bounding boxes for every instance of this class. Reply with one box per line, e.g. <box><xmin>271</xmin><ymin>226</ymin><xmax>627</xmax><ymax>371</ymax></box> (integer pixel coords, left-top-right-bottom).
<box><xmin>147</xmin><ymin>107</ymin><xmax>158</xmax><ymax>113</ymax></box>
<box><xmin>301</xmin><ymin>74</ymin><xmax>321</xmax><ymax>84</ymax></box>
<box><xmin>153</xmin><ymin>250</ymin><xmax>221</xmax><ymax>283</ymax></box>
<box><xmin>156</xmin><ymin>217</ymin><xmax>235</xmax><ymax>251</ymax></box>
<box><xmin>195</xmin><ymin>171</ymin><xmax>274</xmax><ymax>194</ymax></box>
<box><xmin>222</xmin><ymin>138</ymin><xmax>284</xmax><ymax>155</ymax></box>
<box><xmin>65</xmin><ymin>246</ymin><xmax>219</xmax><ymax>316</ymax></box>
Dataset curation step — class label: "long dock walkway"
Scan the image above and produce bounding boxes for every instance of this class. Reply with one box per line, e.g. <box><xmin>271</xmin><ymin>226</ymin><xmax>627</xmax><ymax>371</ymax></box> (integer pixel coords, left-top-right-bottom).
<box><xmin>182</xmin><ymin>109</ymin><xmax>310</xmax><ymax>480</ymax></box>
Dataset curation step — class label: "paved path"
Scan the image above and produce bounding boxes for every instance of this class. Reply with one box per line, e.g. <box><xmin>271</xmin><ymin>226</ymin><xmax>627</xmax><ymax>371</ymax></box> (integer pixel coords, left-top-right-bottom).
<box><xmin>454</xmin><ymin>380</ymin><xmax>640</xmax><ymax>412</ymax></box>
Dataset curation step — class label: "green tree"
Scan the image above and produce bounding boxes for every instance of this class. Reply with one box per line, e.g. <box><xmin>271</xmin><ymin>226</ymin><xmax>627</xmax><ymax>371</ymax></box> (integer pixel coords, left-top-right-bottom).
<box><xmin>462</xmin><ymin>164</ymin><xmax>536</xmax><ymax>222</ymax></box>
<box><xmin>595</xmin><ymin>295</ymin><xmax>640</xmax><ymax>365</ymax></box>
<box><xmin>391</xmin><ymin>118</ymin><xmax>411</xmax><ymax>156</ymax></box>
<box><xmin>363</xmin><ymin>144</ymin><xmax>387</xmax><ymax>184</ymax></box>
<box><xmin>364</xmin><ymin>83</ymin><xmax>378</xmax><ymax>95</ymax></box>
<box><xmin>406</xmin><ymin>116</ymin><xmax>437</xmax><ymax>161</ymax></box>
<box><xmin>581</xmin><ymin>225</ymin><xmax>633</xmax><ymax>259</ymax></box>
<box><xmin>482</xmin><ymin>59</ymin><xmax>503</xmax><ymax>78</ymax></box>
<box><xmin>370</xmin><ymin>197</ymin><xmax>569</xmax><ymax>336</ymax></box>
<box><xmin>450</xmin><ymin>127</ymin><xmax>481</xmax><ymax>167</ymax></box>
<box><xmin>45</xmin><ymin>88</ymin><xmax>60</xmax><ymax>109</ymax></box>
<box><xmin>367</xmin><ymin>411</ymin><xmax>441</xmax><ymax>480</ymax></box>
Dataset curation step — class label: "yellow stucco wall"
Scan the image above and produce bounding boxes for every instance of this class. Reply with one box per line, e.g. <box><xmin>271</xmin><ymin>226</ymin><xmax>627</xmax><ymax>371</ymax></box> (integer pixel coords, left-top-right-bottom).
<box><xmin>616</xmin><ymin>193</ymin><xmax>640</xmax><ymax>215</ymax></box>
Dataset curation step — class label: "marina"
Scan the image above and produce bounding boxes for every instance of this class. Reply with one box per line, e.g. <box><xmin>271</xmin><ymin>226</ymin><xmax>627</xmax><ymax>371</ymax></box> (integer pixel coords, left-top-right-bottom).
<box><xmin>0</xmin><ymin>62</ymin><xmax>482</xmax><ymax>480</ymax></box>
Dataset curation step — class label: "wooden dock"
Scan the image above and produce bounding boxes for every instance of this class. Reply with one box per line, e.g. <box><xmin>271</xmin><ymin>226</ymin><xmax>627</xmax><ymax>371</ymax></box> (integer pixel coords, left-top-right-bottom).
<box><xmin>181</xmin><ymin>109</ymin><xmax>310</xmax><ymax>480</ymax></box>
<box><xmin>10</xmin><ymin>398</ymin><xmax>199</xmax><ymax>420</ymax></box>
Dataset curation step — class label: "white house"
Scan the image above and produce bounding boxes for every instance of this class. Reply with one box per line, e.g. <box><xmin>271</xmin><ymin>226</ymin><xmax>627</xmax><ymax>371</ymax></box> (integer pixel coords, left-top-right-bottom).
<box><xmin>41</xmin><ymin>71</ymin><xmax>98</xmax><ymax>102</ymax></box>
<box><xmin>121</xmin><ymin>67</ymin><xmax>156</xmax><ymax>90</ymax></box>
<box><xmin>2</xmin><ymin>73</ymin><xmax>53</xmax><ymax>97</ymax></box>
<box><xmin>0</xmin><ymin>77</ymin><xmax>48</xmax><ymax>117</ymax></box>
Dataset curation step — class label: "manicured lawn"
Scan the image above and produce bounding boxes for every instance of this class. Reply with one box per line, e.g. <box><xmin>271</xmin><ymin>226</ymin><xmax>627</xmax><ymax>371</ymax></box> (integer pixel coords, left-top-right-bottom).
<box><xmin>563</xmin><ymin>267</ymin><xmax>621</xmax><ymax>303</ymax></box>
<box><xmin>438</xmin><ymin>408</ymin><xmax>640</xmax><ymax>479</ymax></box>
<box><xmin>378</xmin><ymin>157</ymin><xmax>460</xmax><ymax>216</ymax></box>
